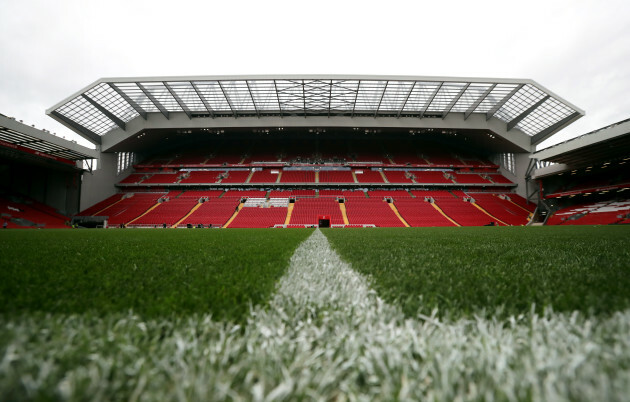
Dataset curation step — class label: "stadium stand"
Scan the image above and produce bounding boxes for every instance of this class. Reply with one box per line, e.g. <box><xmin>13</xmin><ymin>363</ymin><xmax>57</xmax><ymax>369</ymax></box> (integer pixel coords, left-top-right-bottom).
<box><xmin>546</xmin><ymin>199</ymin><xmax>630</xmax><ymax>225</ymax></box>
<box><xmin>180</xmin><ymin>171</ymin><xmax>222</xmax><ymax>184</ymax></box>
<box><xmin>79</xmin><ymin>194</ymin><xmax>124</xmax><ymax>216</ymax></box>
<box><xmin>128</xmin><ymin>198</ymin><xmax>200</xmax><ymax>227</ymax></box>
<box><xmin>394</xmin><ymin>199</ymin><xmax>457</xmax><ymax>227</ymax></box>
<box><xmin>367</xmin><ymin>190</ymin><xmax>412</xmax><ymax>199</ymax></box>
<box><xmin>178</xmin><ymin>198</ymin><xmax>241</xmax><ymax>227</ymax></box>
<box><xmin>289</xmin><ymin>199</ymin><xmax>345</xmax><ymax>226</ymax></box>
<box><xmin>433</xmin><ymin>198</ymin><xmax>504</xmax><ymax>226</ymax></box>
<box><xmin>1</xmin><ymin>194</ymin><xmax>69</xmax><ymax>228</ymax></box>
<box><xmin>319</xmin><ymin>170</ymin><xmax>355</xmax><ymax>183</ymax></box>
<box><xmin>96</xmin><ymin>193</ymin><xmax>164</xmax><ymax>226</ymax></box>
<box><xmin>218</xmin><ymin>170</ymin><xmax>250</xmax><ymax>184</ymax></box>
<box><xmin>469</xmin><ymin>193</ymin><xmax>531</xmax><ymax>226</ymax></box>
<box><xmin>280</xmin><ymin>170</ymin><xmax>316</xmax><ymax>183</ymax></box>
<box><xmin>344</xmin><ymin>199</ymin><xmax>405</xmax><ymax>227</ymax></box>
<box><xmin>354</xmin><ymin>170</ymin><xmax>384</xmax><ymax>183</ymax></box>
<box><xmin>229</xmin><ymin>205</ymin><xmax>289</xmax><ymax>228</ymax></box>
<box><xmin>383</xmin><ymin>170</ymin><xmax>414</xmax><ymax>183</ymax></box>
<box><xmin>249</xmin><ymin>169</ymin><xmax>280</xmax><ymax>183</ymax></box>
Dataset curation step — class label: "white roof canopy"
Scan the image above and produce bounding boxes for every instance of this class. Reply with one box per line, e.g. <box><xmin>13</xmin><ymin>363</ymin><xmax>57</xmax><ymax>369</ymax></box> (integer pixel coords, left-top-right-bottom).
<box><xmin>47</xmin><ymin>75</ymin><xmax>583</xmax><ymax>146</ymax></box>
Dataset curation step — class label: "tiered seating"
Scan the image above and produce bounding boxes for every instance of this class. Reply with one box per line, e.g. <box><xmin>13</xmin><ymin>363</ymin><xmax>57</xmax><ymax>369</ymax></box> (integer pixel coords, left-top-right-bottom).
<box><xmin>221</xmin><ymin>190</ymin><xmax>267</xmax><ymax>199</ymax></box>
<box><xmin>179</xmin><ymin>198</ymin><xmax>241</xmax><ymax>227</ymax></box>
<box><xmin>434</xmin><ymin>198</ymin><xmax>503</xmax><ymax>226</ymax></box>
<box><xmin>319</xmin><ymin>190</ymin><xmax>343</xmax><ymax>198</ymax></box>
<box><xmin>488</xmin><ymin>174</ymin><xmax>513</xmax><ymax>184</ymax></box>
<box><xmin>410</xmin><ymin>170</ymin><xmax>452</xmax><ymax>184</ymax></box>
<box><xmin>547</xmin><ymin>199</ymin><xmax>630</xmax><ymax>225</ymax></box>
<box><xmin>344</xmin><ymin>199</ymin><xmax>405</xmax><ymax>227</ymax></box>
<box><xmin>180</xmin><ymin>171</ymin><xmax>222</xmax><ymax>184</ymax></box>
<box><xmin>289</xmin><ymin>199</ymin><xmax>345</xmax><ymax>226</ymax></box>
<box><xmin>423</xmin><ymin>153</ymin><xmax>463</xmax><ymax>166</ymax></box>
<box><xmin>205</xmin><ymin>153</ymin><xmax>243</xmax><ymax>165</ymax></box>
<box><xmin>453</xmin><ymin>173</ymin><xmax>491</xmax><ymax>184</ymax></box>
<box><xmin>367</xmin><ymin>190</ymin><xmax>412</xmax><ymax>199</ymax></box>
<box><xmin>470</xmin><ymin>194</ymin><xmax>530</xmax><ymax>226</ymax></box>
<box><xmin>220</xmin><ymin>170</ymin><xmax>250</xmax><ymax>183</ymax></box>
<box><xmin>342</xmin><ymin>190</ymin><xmax>366</xmax><ymax>198</ymax></box>
<box><xmin>80</xmin><ymin>194</ymin><xmax>123</xmax><ymax>216</ymax></box>
<box><xmin>280</xmin><ymin>171</ymin><xmax>315</xmax><ymax>183</ymax></box>
<box><xmin>142</xmin><ymin>173</ymin><xmax>181</xmax><ymax>184</ymax></box>
<box><xmin>129</xmin><ymin>198</ymin><xmax>199</xmax><ymax>226</ymax></box>
<box><xmin>119</xmin><ymin>174</ymin><xmax>146</xmax><ymax>184</ymax></box>
<box><xmin>354</xmin><ymin>170</ymin><xmax>384</xmax><ymax>183</ymax></box>
<box><xmin>319</xmin><ymin>170</ymin><xmax>355</xmax><ymax>183</ymax></box>
<box><xmin>229</xmin><ymin>206</ymin><xmax>288</xmax><ymax>228</ymax></box>
<box><xmin>508</xmin><ymin>194</ymin><xmax>536</xmax><ymax>213</ymax></box>
<box><xmin>0</xmin><ymin>195</ymin><xmax>69</xmax><ymax>228</ymax></box>
<box><xmin>102</xmin><ymin>193</ymin><xmax>163</xmax><ymax>226</ymax></box>
<box><xmin>179</xmin><ymin>190</ymin><xmax>224</xmax><ymax>198</ymax></box>
<box><xmin>267</xmin><ymin>190</ymin><xmax>317</xmax><ymax>198</ymax></box>
<box><xmin>165</xmin><ymin>190</ymin><xmax>183</xmax><ymax>198</ymax></box>
<box><xmin>170</xmin><ymin>153</ymin><xmax>208</xmax><ymax>165</ymax></box>
<box><xmin>411</xmin><ymin>190</ymin><xmax>455</xmax><ymax>199</ymax></box>
<box><xmin>394</xmin><ymin>199</ymin><xmax>456</xmax><ymax>227</ymax></box>
<box><xmin>383</xmin><ymin>171</ymin><xmax>414</xmax><ymax>183</ymax></box>
<box><xmin>249</xmin><ymin>169</ymin><xmax>280</xmax><ymax>183</ymax></box>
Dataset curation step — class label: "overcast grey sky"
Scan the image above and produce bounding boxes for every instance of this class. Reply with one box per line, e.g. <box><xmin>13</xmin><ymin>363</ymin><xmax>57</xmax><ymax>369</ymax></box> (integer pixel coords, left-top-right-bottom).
<box><xmin>1</xmin><ymin>0</ymin><xmax>629</xmax><ymax>149</ymax></box>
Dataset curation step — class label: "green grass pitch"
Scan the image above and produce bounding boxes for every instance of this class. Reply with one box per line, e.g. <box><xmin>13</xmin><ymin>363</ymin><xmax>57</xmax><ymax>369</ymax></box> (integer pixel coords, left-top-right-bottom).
<box><xmin>1</xmin><ymin>225</ymin><xmax>629</xmax><ymax>400</ymax></box>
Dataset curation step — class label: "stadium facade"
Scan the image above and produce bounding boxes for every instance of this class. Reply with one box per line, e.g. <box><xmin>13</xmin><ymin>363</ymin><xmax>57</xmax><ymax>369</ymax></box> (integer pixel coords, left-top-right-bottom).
<box><xmin>1</xmin><ymin>75</ymin><xmax>628</xmax><ymax>227</ymax></box>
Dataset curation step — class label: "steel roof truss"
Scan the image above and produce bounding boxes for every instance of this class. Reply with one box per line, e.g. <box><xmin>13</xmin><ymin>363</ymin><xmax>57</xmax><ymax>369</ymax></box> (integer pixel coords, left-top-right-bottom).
<box><xmin>419</xmin><ymin>83</ymin><xmax>443</xmax><ymax>118</ymax></box>
<box><xmin>136</xmin><ymin>83</ymin><xmax>169</xmax><ymax>119</ymax></box>
<box><xmin>507</xmin><ymin>95</ymin><xmax>550</xmax><ymax>131</ymax></box>
<box><xmin>81</xmin><ymin>94</ymin><xmax>126</xmax><ymax>130</ymax></box>
<box><xmin>190</xmin><ymin>82</ymin><xmax>215</xmax><ymax>118</ymax></box>
<box><xmin>464</xmin><ymin>83</ymin><xmax>496</xmax><ymax>120</ymax></box>
<box><xmin>217</xmin><ymin>81</ymin><xmax>237</xmax><ymax>118</ymax></box>
<box><xmin>375</xmin><ymin>81</ymin><xmax>389</xmax><ymax>117</ymax></box>
<box><xmin>442</xmin><ymin>83</ymin><xmax>470</xmax><ymax>119</ymax></box>
<box><xmin>50</xmin><ymin>111</ymin><xmax>102</xmax><ymax>144</ymax></box>
<box><xmin>397</xmin><ymin>82</ymin><xmax>416</xmax><ymax>118</ymax></box>
<box><xmin>245</xmin><ymin>81</ymin><xmax>259</xmax><ymax>118</ymax></box>
<box><xmin>486</xmin><ymin>84</ymin><xmax>524</xmax><ymax>121</ymax></box>
<box><xmin>108</xmin><ymin>84</ymin><xmax>147</xmax><ymax>120</ymax></box>
<box><xmin>351</xmin><ymin>80</ymin><xmax>361</xmax><ymax>117</ymax></box>
<box><xmin>531</xmin><ymin>111</ymin><xmax>582</xmax><ymax>145</ymax></box>
<box><xmin>164</xmin><ymin>83</ymin><xmax>192</xmax><ymax>119</ymax></box>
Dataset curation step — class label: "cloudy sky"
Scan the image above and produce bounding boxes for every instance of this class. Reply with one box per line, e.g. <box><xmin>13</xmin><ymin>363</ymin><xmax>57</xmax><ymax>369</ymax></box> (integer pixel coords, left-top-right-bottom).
<box><xmin>1</xmin><ymin>0</ymin><xmax>629</xmax><ymax>150</ymax></box>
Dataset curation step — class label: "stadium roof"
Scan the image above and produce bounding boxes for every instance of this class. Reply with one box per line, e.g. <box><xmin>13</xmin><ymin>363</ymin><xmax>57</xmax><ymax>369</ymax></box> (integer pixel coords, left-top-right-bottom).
<box><xmin>533</xmin><ymin>117</ymin><xmax>630</xmax><ymax>172</ymax></box>
<box><xmin>0</xmin><ymin>114</ymin><xmax>99</xmax><ymax>164</ymax></box>
<box><xmin>47</xmin><ymin>75</ymin><xmax>584</xmax><ymax>148</ymax></box>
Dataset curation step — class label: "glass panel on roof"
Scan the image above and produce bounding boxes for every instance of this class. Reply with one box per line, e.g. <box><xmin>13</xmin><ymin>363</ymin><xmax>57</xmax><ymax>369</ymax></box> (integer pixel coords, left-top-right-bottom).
<box><xmin>494</xmin><ymin>84</ymin><xmax>546</xmax><ymax>123</ymax></box>
<box><xmin>476</xmin><ymin>84</ymin><xmax>519</xmax><ymax>113</ymax></box>
<box><xmin>275</xmin><ymin>80</ymin><xmax>305</xmax><ymax>112</ymax></box>
<box><xmin>402</xmin><ymin>82</ymin><xmax>441</xmax><ymax>113</ymax></box>
<box><xmin>191</xmin><ymin>81</ymin><xmax>231</xmax><ymax>112</ymax></box>
<box><xmin>427</xmin><ymin>82</ymin><xmax>467</xmax><ymax>112</ymax></box>
<box><xmin>329</xmin><ymin>80</ymin><xmax>358</xmax><ymax>112</ymax></box>
<box><xmin>303</xmin><ymin>80</ymin><xmax>332</xmax><ymax>112</ymax></box>
<box><xmin>113</xmin><ymin>83</ymin><xmax>159</xmax><ymax>113</ymax></box>
<box><xmin>139</xmin><ymin>82</ymin><xmax>183</xmax><ymax>112</ymax></box>
<box><xmin>165</xmin><ymin>81</ymin><xmax>207</xmax><ymax>113</ymax></box>
<box><xmin>378</xmin><ymin>81</ymin><xmax>414</xmax><ymax>112</ymax></box>
<box><xmin>221</xmin><ymin>81</ymin><xmax>256</xmax><ymax>111</ymax></box>
<box><xmin>86</xmin><ymin>83</ymin><xmax>139</xmax><ymax>122</ymax></box>
<box><xmin>516</xmin><ymin>97</ymin><xmax>575</xmax><ymax>135</ymax></box>
<box><xmin>450</xmin><ymin>83</ymin><xmax>493</xmax><ymax>112</ymax></box>
<box><xmin>56</xmin><ymin>96</ymin><xmax>117</xmax><ymax>135</ymax></box>
<box><xmin>354</xmin><ymin>80</ymin><xmax>387</xmax><ymax>112</ymax></box>
<box><xmin>248</xmin><ymin>80</ymin><xmax>280</xmax><ymax>111</ymax></box>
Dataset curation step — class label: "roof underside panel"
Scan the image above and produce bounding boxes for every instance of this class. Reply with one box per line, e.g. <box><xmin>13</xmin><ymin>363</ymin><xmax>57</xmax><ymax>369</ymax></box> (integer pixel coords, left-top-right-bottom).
<box><xmin>48</xmin><ymin>76</ymin><xmax>583</xmax><ymax>139</ymax></box>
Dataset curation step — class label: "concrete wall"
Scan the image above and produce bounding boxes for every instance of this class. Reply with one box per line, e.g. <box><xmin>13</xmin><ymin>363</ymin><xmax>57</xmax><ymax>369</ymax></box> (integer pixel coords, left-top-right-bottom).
<box><xmin>80</xmin><ymin>153</ymin><xmax>130</xmax><ymax>212</ymax></box>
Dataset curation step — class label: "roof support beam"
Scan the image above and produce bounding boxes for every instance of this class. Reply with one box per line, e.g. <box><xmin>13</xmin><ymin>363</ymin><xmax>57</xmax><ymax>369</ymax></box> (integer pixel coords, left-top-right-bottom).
<box><xmin>190</xmin><ymin>82</ymin><xmax>215</xmax><ymax>118</ymax></box>
<box><xmin>507</xmin><ymin>95</ymin><xmax>550</xmax><ymax>131</ymax></box>
<box><xmin>164</xmin><ymin>83</ymin><xmax>192</xmax><ymax>119</ymax></box>
<box><xmin>442</xmin><ymin>83</ymin><xmax>470</xmax><ymax>119</ymax></box>
<box><xmin>49</xmin><ymin>111</ymin><xmax>102</xmax><ymax>145</ymax></box>
<box><xmin>217</xmin><ymin>81</ymin><xmax>237</xmax><ymax>118</ymax></box>
<box><xmin>419</xmin><ymin>83</ymin><xmax>442</xmax><ymax>118</ymax></box>
<box><xmin>531</xmin><ymin>111</ymin><xmax>582</xmax><ymax>145</ymax></box>
<box><xmin>273</xmin><ymin>80</ymin><xmax>283</xmax><ymax>117</ymax></box>
<box><xmin>81</xmin><ymin>94</ymin><xmax>126</xmax><ymax>130</ymax></box>
<box><xmin>302</xmin><ymin>80</ymin><xmax>307</xmax><ymax>116</ymax></box>
<box><xmin>397</xmin><ymin>82</ymin><xmax>416</xmax><ymax>118</ymax></box>
<box><xmin>374</xmin><ymin>81</ymin><xmax>389</xmax><ymax>117</ymax></box>
<box><xmin>486</xmin><ymin>84</ymin><xmax>523</xmax><ymax>120</ymax></box>
<box><xmin>351</xmin><ymin>80</ymin><xmax>361</xmax><ymax>118</ymax></box>
<box><xmin>328</xmin><ymin>80</ymin><xmax>333</xmax><ymax>118</ymax></box>
<box><xmin>136</xmin><ymin>83</ymin><xmax>169</xmax><ymax>119</ymax></box>
<box><xmin>245</xmin><ymin>81</ymin><xmax>259</xmax><ymax>118</ymax></box>
<box><xmin>108</xmin><ymin>84</ymin><xmax>147</xmax><ymax>120</ymax></box>
<box><xmin>464</xmin><ymin>84</ymin><xmax>496</xmax><ymax>120</ymax></box>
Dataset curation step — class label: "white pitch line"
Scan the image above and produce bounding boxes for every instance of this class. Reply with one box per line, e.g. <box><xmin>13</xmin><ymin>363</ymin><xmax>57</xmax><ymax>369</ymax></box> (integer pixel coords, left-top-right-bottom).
<box><xmin>2</xmin><ymin>230</ymin><xmax>630</xmax><ymax>400</ymax></box>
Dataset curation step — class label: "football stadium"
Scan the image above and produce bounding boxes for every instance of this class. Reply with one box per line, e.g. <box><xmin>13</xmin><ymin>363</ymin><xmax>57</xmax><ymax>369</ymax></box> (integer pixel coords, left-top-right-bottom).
<box><xmin>1</xmin><ymin>75</ymin><xmax>630</xmax><ymax>400</ymax></box>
